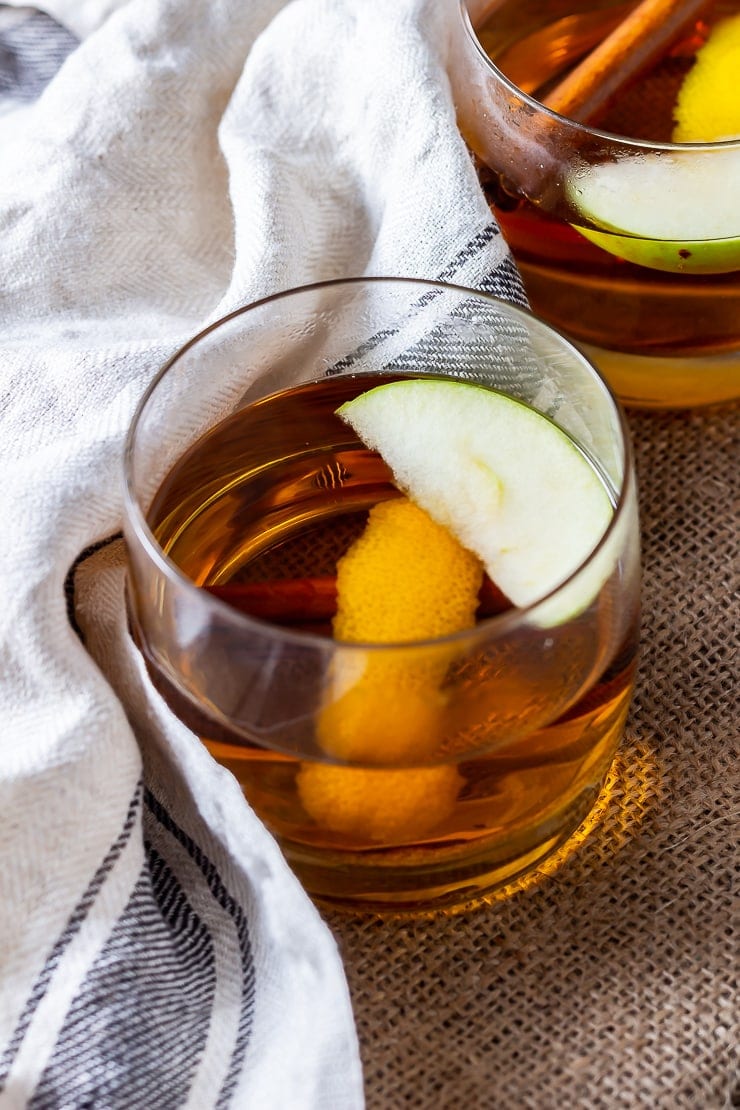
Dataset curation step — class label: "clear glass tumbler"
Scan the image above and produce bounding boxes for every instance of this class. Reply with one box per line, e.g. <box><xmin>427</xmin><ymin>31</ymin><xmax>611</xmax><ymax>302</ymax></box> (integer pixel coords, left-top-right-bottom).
<box><xmin>123</xmin><ymin>277</ymin><xmax>640</xmax><ymax>912</ymax></box>
<box><xmin>450</xmin><ymin>0</ymin><xmax>740</xmax><ymax>408</ymax></box>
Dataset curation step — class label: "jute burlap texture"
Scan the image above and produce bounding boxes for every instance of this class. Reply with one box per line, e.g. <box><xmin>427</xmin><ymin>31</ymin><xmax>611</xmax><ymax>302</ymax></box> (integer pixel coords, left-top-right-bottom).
<box><xmin>326</xmin><ymin>404</ymin><xmax>739</xmax><ymax>1110</ymax></box>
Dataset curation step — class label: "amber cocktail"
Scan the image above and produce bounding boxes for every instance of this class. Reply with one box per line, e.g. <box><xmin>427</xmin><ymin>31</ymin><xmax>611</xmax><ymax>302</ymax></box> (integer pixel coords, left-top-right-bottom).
<box><xmin>451</xmin><ymin>0</ymin><xmax>740</xmax><ymax>407</ymax></box>
<box><xmin>123</xmin><ymin>278</ymin><xmax>640</xmax><ymax>912</ymax></box>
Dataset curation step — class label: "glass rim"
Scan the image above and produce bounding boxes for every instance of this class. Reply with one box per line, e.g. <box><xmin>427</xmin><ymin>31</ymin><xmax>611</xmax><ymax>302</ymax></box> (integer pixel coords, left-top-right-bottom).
<box><xmin>122</xmin><ymin>275</ymin><xmax>635</xmax><ymax>651</ymax></box>
<box><xmin>459</xmin><ymin>0</ymin><xmax>740</xmax><ymax>153</ymax></box>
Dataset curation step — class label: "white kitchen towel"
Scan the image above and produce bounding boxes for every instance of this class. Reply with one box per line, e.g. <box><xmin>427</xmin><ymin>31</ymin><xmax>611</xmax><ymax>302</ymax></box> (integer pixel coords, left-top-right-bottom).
<box><xmin>0</xmin><ymin>0</ymin><xmax>524</xmax><ymax>1105</ymax></box>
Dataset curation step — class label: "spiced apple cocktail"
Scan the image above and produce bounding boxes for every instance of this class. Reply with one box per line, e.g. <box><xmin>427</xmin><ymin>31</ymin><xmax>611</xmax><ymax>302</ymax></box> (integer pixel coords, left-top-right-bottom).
<box><xmin>123</xmin><ymin>279</ymin><xmax>640</xmax><ymax>911</ymax></box>
<box><xmin>452</xmin><ymin>0</ymin><xmax>740</xmax><ymax>407</ymax></box>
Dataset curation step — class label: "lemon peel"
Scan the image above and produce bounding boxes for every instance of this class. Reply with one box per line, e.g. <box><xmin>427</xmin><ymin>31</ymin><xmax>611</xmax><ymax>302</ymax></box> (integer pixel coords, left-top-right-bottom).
<box><xmin>296</xmin><ymin>763</ymin><xmax>463</xmax><ymax>843</ymax></box>
<box><xmin>317</xmin><ymin>497</ymin><xmax>483</xmax><ymax>763</ymax></box>
<box><xmin>332</xmin><ymin>497</ymin><xmax>484</xmax><ymax>645</ymax></box>
<box><xmin>297</xmin><ymin>496</ymin><xmax>482</xmax><ymax>843</ymax></box>
<box><xmin>673</xmin><ymin>14</ymin><xmax>740</xmax><ymax>141</ymax></box>
<box><xmin>316</xmin><ymin>683</ymin><xmax>448</xmax><ymax>767</ymax></box>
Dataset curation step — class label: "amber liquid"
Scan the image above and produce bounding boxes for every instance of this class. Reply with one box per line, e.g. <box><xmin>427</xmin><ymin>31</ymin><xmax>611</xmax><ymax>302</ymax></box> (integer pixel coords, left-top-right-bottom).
<box><xmin>145</xmin><ymin>375</ymin><xmax>638</xmax><ymax>910</ymax></box>
<box><xmin>476</xmin><ymin>0</ymin><xmax>740</xmax><ymax>407</ymax></box>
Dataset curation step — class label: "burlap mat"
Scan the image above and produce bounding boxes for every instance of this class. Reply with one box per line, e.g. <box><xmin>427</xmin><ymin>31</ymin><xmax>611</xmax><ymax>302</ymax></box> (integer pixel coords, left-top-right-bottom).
<box><xmin>325</xmin><ymin>403</ymin><xmax>739</xmax><ymax>1110</ymax></box>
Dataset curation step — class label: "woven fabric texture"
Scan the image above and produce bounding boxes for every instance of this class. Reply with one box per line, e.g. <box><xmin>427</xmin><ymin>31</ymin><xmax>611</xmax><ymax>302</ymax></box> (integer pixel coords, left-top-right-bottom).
<box><xmin>327</xmin><ymin>403</ymin><xmax>739</xmax><ymax>1110</ymax></box>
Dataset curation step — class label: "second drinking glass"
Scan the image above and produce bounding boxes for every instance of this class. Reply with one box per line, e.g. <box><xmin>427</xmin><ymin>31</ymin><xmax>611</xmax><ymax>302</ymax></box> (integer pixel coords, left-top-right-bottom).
<box><xmin>451</xmin><ymin>0</ymin><xmax>740</xmax><ymax>408</ymax></box>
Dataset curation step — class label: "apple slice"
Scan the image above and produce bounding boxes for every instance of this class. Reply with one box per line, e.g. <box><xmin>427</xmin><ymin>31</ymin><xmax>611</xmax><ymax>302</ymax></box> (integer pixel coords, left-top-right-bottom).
<box><xmin>566</xmin><ymin>148</ymin><xmax>740</xmax><ymax>274</ymax></box>
<box><xmin>337</xmin><ymin>379</ymin><xmax>614</xmax><ymax>624</ymax></box>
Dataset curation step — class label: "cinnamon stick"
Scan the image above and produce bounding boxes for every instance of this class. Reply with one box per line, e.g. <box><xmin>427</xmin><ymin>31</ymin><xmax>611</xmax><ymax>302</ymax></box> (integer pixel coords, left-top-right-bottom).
<box><xmin>543</xmin><ymin>0</ymin><xmax>713</xmax><ymax>123</ymax></box>
<box><xmin>206</xmin><ymin>577</ymin><xmax>337</xmax><ymax>623</ymax></box>
<box><xmin>204</xmin><ymin>575</ymin><xmax>513</xmax><ymax>626</ymax></box>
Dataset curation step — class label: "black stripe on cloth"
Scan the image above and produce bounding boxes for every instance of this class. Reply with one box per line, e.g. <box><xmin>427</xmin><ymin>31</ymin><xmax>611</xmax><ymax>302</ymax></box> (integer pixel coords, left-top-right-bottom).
<box><xmin>436</xmin><ymin>222</ymin><xmax>500</xmax><ymax>281</ymax></box>
<box><xmin>64</xmin><ymin>532</ymin><xmax>123</xmax><ymax>643</ymax></box>
<box><xmin>0</xmin><ymin>781</ymin><xmax>144</xmax><ymax>1091</ymax></box>
<box><xmin>328</xmin><ymin>286</ymin><xmax>445</xmax><ymax>374</ymax></box>
<box><xmin>0</xmin><ymin>11</ymin><xmax>78</xmax><ymax>101</ymax></box>
<box><xmin>478</xmin><ymin>253</ymin><xmax>529</xmax><ymax>306</ymax></box>
<box><xmin>144</xmin><ymin>790</ymin><xmax>256</xmax><ymax>1107</ymax></box>
<box><xmin>29</xmin><ymin>844</ymin><xmax>217</xmax><ymax>1109</ymax></box>
<box><xmin>327</xmin><ymin>223</ymin><xmax>527</xmax><ymax>375</ymax></box>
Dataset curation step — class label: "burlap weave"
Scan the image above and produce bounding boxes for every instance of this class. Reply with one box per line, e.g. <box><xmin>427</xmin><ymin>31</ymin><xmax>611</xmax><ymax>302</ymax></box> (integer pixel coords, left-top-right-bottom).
<box><xmin>326</xmin><ymin>403</ymin><xmax>739</xmax><ymax>1110</ymax></box>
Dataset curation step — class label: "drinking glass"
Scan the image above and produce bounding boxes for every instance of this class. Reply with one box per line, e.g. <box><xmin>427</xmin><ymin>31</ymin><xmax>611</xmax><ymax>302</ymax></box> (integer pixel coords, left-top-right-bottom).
<box><xmin>450</xmin><ymin>0</ymin><xmax>740</xmax><ymax>408</ymax></box>
<box><xmin>123</xmin><ymin>277</ymin><xmax>640</xmax><ymax>912</ymax></box>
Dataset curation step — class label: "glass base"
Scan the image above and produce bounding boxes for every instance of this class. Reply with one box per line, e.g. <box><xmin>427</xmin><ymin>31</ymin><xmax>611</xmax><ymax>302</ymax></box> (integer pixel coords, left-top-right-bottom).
<box><xmin>280</xmin><ymin>778</ymin><xmax>609</xmax><ymax>915</ymax></box>
<box><xmin>578</xmin><ymin>342</ymin><xmax>740</xmax><ymax>410</ymax></box>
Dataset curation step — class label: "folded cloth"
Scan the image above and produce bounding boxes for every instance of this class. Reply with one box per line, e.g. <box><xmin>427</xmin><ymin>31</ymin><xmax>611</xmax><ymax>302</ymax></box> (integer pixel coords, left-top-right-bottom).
<box><xmin>0</xmin><ymin>0</ymin><xmax>524</xmax><ymax>1105</ymax></box>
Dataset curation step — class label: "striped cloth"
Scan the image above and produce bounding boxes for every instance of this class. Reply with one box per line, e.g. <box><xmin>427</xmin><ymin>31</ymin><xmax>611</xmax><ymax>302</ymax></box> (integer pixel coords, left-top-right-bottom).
<box><xmin>0</xmin><ymin>9</ymin><xmax>76</xmax><ymax>103</ymax></box>
<box><xmin>0</xmin><ymin>1</ymin><xmax>522</xmax><ymax>1106</ymax></box>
